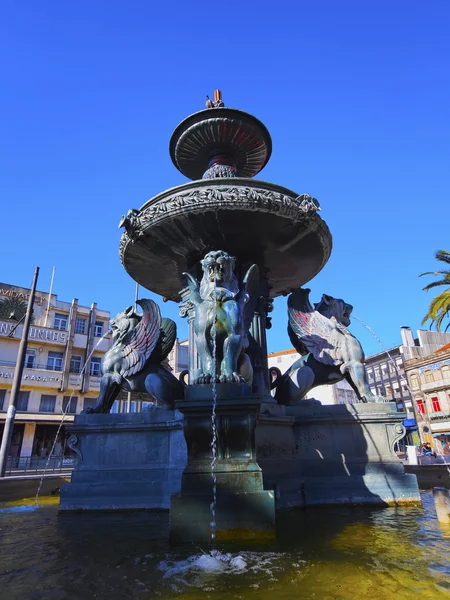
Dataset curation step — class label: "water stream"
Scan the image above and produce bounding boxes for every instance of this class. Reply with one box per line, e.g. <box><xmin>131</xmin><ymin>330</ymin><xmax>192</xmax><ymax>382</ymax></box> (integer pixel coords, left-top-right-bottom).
<box><xmin>210</xmin><ymin>278</ymin><xmax>218</xmax><ymax>543</ymax></box>
<box><xmin>34</xmin><ymin>331</ymin><xmax>110</xmax><ymax>503</ymax></box>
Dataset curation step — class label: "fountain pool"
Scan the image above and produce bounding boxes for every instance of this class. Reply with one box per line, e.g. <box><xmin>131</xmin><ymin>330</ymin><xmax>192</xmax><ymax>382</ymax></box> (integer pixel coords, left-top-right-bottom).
<box><xmin>1</xmin><ymin>493</ymin><xmax>449</xmax><ymax>599</ymax></box>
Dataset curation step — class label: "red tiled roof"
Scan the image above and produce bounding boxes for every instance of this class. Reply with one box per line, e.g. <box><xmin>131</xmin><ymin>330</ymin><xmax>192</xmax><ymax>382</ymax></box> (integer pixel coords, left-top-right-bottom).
<box><xmin>267</xmin><ymin>348</ymin><xmax>297</xmax><ymax>357</ymax></box>
<box><xmin>435</xmin><ymin>342</ymin><xmax>450</xmax><ymax>354</ymax></box>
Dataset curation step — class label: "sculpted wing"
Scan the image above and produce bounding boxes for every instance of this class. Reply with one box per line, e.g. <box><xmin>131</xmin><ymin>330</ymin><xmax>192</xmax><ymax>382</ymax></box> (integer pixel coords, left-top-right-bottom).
<box><xmin>287</xmin><ymin>288</ymin><xmax>344</xmax><ymax>367</ymax></box>
<box><xmin>182</xmin><ymin>272</ymin><xmax>202</xmax><ymax>305</ymax></box>
<box><xmin>119</xmin><ymin>299</ymin><xmax>162</xmax><ymax>378</ymax></box>
<box><xmin>157</xmin><ymin>317</ymin><xmax>177</xmax><ymax>362</ymax></box>
<box><xmin>241</xmin><ymin>264</ymin><xmax>260</xmax><ymax>335</ymax></box>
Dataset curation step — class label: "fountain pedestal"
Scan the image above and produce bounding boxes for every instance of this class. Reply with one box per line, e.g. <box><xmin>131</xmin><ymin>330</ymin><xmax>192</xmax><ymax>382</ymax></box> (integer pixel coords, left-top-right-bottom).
<box><xmin>170</xmin><ymin>385</ymin><xmax>275</xmax><ymax>542</ymax></box>
<box><xmin>59</xmin><ymin>409</ymin><xmax>186</xmax><ymax>512</ymax></box>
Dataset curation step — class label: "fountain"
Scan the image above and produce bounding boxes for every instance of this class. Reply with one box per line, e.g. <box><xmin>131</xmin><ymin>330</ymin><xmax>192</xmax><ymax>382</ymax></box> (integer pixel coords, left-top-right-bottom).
<box><xmin>59</xmin><ymin>93</ymin><xmax>421</xmax><ymax>541</ymax></box>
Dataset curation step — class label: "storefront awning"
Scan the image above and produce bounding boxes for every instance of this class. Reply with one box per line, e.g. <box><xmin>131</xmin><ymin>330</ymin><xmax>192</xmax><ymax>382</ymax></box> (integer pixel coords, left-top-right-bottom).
<box><xmin>403</xmin><ymin>418</ymin><xmax>417</xmax><ymax>431</ymax></box>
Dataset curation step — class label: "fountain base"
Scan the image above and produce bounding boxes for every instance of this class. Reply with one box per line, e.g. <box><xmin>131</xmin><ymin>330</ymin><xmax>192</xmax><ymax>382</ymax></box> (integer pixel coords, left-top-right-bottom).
<box><xmin>170</xmin><ymin>490</ymin><xmax>275</xmax><ymax>543</ymax></box>
<box><xmin>59</xmin><ymin>409</ymin><xmax>186</xmax><ymax>512</ymax></box>
<box><xmin>170</xmin><ymin>387</ymin><xmax>276</xmax><ymax>542</ymax></box>
<box><xmin>256</xmin><ymin>401</ymin><xmax>422</xmax><ymax>508</ymax></box>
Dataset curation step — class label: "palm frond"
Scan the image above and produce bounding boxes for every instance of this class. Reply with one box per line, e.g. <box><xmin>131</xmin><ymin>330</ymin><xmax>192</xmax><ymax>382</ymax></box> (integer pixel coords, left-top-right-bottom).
<box><xmin>420</xmin><ymin>270</ymin><xmax>450</xmax><ymax>278</ymax></box>
<box><xmin>421</xmin><ymin>289</ymin><xmax>450</xmax><ymax>331</ymax></box>
<box><xmin>435</xmin><ymin>250</ymin><xmax>450</xmax><ymax>265</ymax></box>
<box><xmin>422</xmin><ymin>279</ymin><xmax>450</xmax><ymax>292</ymax></box>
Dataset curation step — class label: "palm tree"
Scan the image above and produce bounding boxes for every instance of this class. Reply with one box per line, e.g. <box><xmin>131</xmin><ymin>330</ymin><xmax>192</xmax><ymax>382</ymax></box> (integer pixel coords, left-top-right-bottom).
<box><xmin>420</xmin><ymin>250</ymin><xmax>450</xmax><ymax>332</ymax></box>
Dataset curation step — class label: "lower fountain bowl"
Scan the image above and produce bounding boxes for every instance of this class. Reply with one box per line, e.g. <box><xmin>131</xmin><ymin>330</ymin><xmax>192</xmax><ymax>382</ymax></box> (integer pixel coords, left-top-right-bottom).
<box><xmin>119</xmin><ymin>178</ymin><xmax>332</xmax><ymax>301</ymax></box>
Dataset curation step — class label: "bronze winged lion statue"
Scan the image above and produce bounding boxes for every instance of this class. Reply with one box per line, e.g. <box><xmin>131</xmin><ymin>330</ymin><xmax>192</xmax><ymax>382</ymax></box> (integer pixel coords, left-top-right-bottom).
<box><xmin>272</xmin><ymin>288</ymin><xmax>384</xmax><ymax>405</ymax></box>
<box><xmin>181</xmin><ymin>250</ymin><xmax>259</xmax><ymax>384</ymax></box>
<box><xmin>85</xmin><ymin>299</ymin><xmax>183</xmax><ymax>413</ymax></box>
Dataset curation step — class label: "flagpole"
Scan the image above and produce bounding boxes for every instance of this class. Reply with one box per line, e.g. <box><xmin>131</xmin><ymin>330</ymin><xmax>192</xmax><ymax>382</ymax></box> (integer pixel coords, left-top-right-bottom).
<box><xmin>0</xmin><ymin>267</ymin><xmax>40</xmax><ymax>477</ymax></box>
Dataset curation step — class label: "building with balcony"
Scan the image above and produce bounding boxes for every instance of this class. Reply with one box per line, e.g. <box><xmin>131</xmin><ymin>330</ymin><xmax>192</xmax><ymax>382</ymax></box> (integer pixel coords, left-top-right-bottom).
<box><xmin>364</xmin><ymin>342</ymin><xmax>411</xmax><ymax>414</ymax></box>
<box><xmin>0</xmin><ymin>281</ymin><xmax>112</xmax><ymax>461</ymax></box>
<box><xmin>402</xmin><ymin>330</ymin><xmax>450</xmax><ymax>448</ymax></box>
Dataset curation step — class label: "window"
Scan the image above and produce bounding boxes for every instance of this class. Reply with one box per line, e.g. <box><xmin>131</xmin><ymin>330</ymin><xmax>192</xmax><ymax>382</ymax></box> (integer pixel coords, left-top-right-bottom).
<box><xmin>431</xmin><ymin>397</ymin><xmax>441</xmax><ymax>412</ymax></box>
<box><xmin>17</xmin><ymin>391</ymin><xmax>29</xmax><ymax>411</ymax></box>
<box><xmin>25</xmin><ymin>348</ymin><xmax>36</xmax><ymax>369</ymax></box>
<box><xmin>0</xmin><ymin>389</ymin><xmax>6</xmax><ymax>411</ymax></box>
<box><xmin>74</xmin><ymin>317</ymin><xmax>87</xmax><ymax>334</ymax></box>
<box><xmin>39</xmin><ymin>395</ymin><xmax>56</xmax><ymax>412</ymax></box>
<box><xmin>69</xmin><ymin>355</ymin><xmax>83</xmax><ymax>374</ymax></box>
<box><xmin>374</xmin><ymin>366</ymin><xmax>380</xmax><ymax>381</ymax></box>
<box><xmin>442</xmin><ymin>365</ymin><xmax>450</xmax><ymax>380</ymax></box>
<box><xmin>54</xmin><ymin>313</ymin><xmax>68</xmax><ymax>331</ymax></box>
<box><xmin>94</xmin><ymin>321</ymin><xmax>103</xmax><ymax>337</ymax></box>
<box><xmin>367</xmin><ymin>369</ymin><xmax>374</xmax><ymax>381</ymax></box>
<box><xmin>47</xmin><ymin>351</ymin><xmax>64</xmax><ymax>371</ymax></box>
<box><xmin>90</xmin><ymin>357</ymin><xmax>102</xmax><ymax>377</ymax></box>
<box><xmin>410</xmin><ymin>374</ymin><xmax>419</xmax><ymax>390</ymax></box>
<box><xmin>416</xmin><ymin>399</ymin><xmax>425</xmax><ymax>415</ymax></box>
<box><xmin>111</xmin><ymin>400</ymin><xmax>120</xmax><ymax>413</ymax></box>
<box><xmin>83</xmin><ymin>397</ymin><xmax>97</xmax><ymax>411</ymax></box>
<box><xmin>389</xmin><ymin>362</ymin><xmax>396</xmax><ymax>375</ymax></box>
<box><xmin>62</xmin><ymin>396</ymin><xmax>78</xmax><ymax>414</ymax></box>
<box><xmin>345</xmin><ymin>390</ymin><xmax>356</xmax><ymax>404</ymax></box>
<box><xmin>381</xmin><ymin>363</ymin><xmax>388</xmax><ymax>379</ymax></box>
<box><xmin>425</xmin><ymin>370</ymin><xmax>434</xmax><ymax>384</ymax></box>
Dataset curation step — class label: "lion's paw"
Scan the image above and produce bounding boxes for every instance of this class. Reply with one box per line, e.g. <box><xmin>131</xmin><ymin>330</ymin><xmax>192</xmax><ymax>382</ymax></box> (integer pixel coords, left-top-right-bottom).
<box><xmin>220</xmin><ymin>372</ymin><xmax>245</xmax><ymax>384</ymax></box>
<box><xmin>194</xmin><ymin>373</ymin><xmax>213</xmax><ymax>384</ymax></box>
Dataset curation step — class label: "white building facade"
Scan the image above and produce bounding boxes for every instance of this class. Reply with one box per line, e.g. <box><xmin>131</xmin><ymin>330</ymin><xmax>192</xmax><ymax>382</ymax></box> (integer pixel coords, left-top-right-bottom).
<box><xmin>267</xmin><ymin>348</ymin><xmax>358</xmax><ymax>405</ymax></box>
<box><xmin>0</xmin><ymin>281</ymin><xmax>112</xmax><ymax>461</ymax></box>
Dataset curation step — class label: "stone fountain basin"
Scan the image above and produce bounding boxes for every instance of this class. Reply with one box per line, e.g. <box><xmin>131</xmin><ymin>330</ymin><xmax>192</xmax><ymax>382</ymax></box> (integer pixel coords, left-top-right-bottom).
<box><xmin>119</xmin><ymin>178</ymin><xmax>332</xmax><ymax>301</ymax></box>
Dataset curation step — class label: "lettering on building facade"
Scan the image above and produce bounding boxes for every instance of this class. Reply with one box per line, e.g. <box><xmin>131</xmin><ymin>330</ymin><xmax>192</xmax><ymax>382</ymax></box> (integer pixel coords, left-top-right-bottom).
<box><xmin>0</xmin><ymin>370</ymin><xmax>60</xmax><ymax>383</ymax></box>
<box><xmin>0</xmin><ymin>285</ymin><xmax>45</xmax><ymax>306</ymax></box>
<box><xmin>0</xmin><ymin>321</ymin><xmax>67</xmax><ymax>343</ymax></box>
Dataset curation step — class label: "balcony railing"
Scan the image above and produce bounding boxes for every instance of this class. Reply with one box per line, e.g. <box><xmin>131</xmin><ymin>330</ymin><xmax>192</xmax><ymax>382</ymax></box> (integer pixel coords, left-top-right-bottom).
<box><xmin>429</xmin><ymin>410</ymin><xmax>450</xmax><ymax>420</ymax></box>
<box><xmin>420</xmin><ymin>377</ymin><xmax>450</xmax><ymax>392</ymax></box>
<box><xmin>0</xmin><ymin>360</ymin><xmax>63</xmax><ymax>371</ymax></box>
<box><xmin>3</xmin><ymin>455</ymin><xmax>79</xmax><ymax>476</ymax></box>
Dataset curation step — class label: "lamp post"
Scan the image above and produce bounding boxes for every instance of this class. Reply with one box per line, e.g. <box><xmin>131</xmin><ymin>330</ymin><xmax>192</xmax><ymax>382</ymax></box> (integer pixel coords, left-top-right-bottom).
<box><xmin>0</xmin><ymin>266</ymin><xmax>39</xmax><ymax>477</ymax></box>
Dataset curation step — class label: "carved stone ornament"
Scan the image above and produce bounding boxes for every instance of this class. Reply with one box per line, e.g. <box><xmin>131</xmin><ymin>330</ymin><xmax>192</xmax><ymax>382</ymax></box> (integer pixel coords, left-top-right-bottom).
<box><xmin>67</xmin><ymin>435</ymin><xmax>82</xmax><ymax>463</ymax></box>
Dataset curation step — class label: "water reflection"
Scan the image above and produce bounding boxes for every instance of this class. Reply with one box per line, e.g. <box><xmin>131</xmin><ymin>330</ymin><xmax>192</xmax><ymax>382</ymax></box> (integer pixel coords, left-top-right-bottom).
<box><xmin>0</xmin><ymin>493</ymin><xmax>449</xmax><ymax>599</ymax></box>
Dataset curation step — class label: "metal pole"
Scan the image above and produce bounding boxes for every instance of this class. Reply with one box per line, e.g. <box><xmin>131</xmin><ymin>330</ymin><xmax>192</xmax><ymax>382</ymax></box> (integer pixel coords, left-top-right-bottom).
<box><xmin>44</xmin><ymin>266</ymin><xmax>56</xmax><ymax>328</ymax></box>
<box><xmin>0</xmin><ymin>266</ymin><xmax>40</xmax><ymax>477</ymax></box>
<box><xmin>126</xmin><ymin>282</ymin><xmax>139</xmax><ymax>414</ymax></box>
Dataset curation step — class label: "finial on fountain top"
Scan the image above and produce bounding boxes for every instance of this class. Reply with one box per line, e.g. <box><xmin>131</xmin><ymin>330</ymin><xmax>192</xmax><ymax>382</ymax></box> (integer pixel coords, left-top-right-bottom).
<box><xmin>170</xmin><ymin>93</ymin><xmax>271</xmax><ymax>180</ymax></box>
<box><xmin>206</xmin><ymin>90</ymin><xmax>224</xmax><ymax>109</ymax></box>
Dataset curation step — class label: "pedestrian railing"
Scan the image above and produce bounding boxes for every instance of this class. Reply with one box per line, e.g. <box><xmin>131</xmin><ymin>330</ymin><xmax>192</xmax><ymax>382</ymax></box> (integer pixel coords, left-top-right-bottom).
<box><xmin>4</xmin><ymin>455</ymin><xmax>79</xmax><ymax>476</ymax></box>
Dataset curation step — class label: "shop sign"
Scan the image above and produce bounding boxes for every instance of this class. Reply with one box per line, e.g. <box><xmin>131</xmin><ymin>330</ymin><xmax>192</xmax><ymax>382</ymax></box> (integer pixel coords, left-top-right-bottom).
<box><xmin>430</xmin><ymin>421</ymin><xmax>450</xmax><ymax>432</ymax></box>
<box><xmin>0</xmin><ymin>369</ymin><xmax>60</xmax><ymax>383</ymax></box>
<box><xmin>0</xmin><ymin>321</ymin><xmax>67</xmax><ymax>343</ymax></box>
<box><xmin>0</xmin><ymin>285</ymin><xmax>46</xmax><ymax>306</ymax></box>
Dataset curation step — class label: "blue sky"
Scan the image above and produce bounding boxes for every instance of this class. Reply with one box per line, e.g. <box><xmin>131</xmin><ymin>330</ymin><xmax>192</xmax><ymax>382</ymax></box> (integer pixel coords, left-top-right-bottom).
<box><xmin>1</xmin><ymin>1</ymin><xmax>449</xmax><ymax>355</ymax></box>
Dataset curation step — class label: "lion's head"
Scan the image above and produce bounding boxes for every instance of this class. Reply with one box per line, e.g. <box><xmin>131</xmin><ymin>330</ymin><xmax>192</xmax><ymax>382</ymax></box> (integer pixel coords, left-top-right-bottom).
<box><xmin>315</xmin><ymin>294</ymin><xmax>353</xmax><ymax>327</ymax></box>
<box><xmin>110</xmin><ymin>306</ymin><xmax>140</xmax><ymax>343</ymax></box>
<box><xmin>199</xmin><ymin>250</ymin><xmax>239</xmax><ymax>298</ymax></box>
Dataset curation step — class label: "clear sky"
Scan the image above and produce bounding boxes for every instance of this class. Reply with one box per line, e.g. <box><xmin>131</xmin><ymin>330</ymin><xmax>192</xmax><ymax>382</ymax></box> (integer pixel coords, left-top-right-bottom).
<box><xmin>1</xmin><ymin>1</ymin><xmax>449</xmax><ymax>355</ymax></box>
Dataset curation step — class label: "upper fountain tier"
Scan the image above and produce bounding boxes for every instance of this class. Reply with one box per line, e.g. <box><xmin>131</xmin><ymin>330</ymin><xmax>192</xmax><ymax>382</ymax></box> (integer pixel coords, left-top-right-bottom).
<box><xmin>169</xmin><ymin>103</ymin><xmax>272</xmax><ymax>180</ymax></box>
<box><xmin>119</xmin><ymin>94</ymin><xmax>332</xmax><ymax>301</ymax></box>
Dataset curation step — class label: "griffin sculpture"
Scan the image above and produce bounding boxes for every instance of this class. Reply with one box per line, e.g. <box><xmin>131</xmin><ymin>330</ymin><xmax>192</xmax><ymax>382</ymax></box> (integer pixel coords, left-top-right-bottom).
<box><xmin>182</xmin><ymin>250</ymin><xmax>259</xmax><ymax>384</ymax></box>
<box><xmin>271</xmin><ymin>288</ymin><xmax>384</xmax><ymax>405</ymax></box>
<box><xmin>85</xmin><ymin>299</ymin><xmax>183</xmax><ymax>413</ymax></box>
